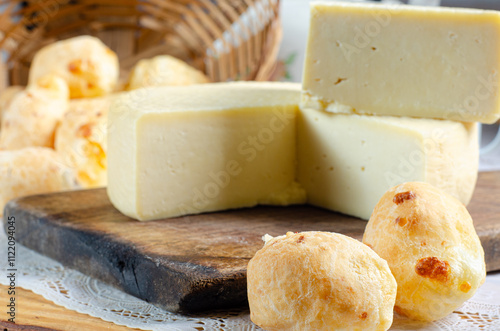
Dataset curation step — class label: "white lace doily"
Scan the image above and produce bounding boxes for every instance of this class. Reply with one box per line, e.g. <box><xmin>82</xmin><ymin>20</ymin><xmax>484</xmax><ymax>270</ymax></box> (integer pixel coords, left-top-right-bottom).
<box><xmin>1</xmin><ymin>230</ymin><xmax>499</xmax><ymax>331</ymax></box>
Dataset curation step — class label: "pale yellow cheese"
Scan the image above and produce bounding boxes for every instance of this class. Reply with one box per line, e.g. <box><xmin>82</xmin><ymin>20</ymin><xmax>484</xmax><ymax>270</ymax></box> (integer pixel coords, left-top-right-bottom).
<box><xmin>297</xmin><ymin>108</ymin><xmax>478</xmax><ymax>220</ymax></box>
<box><xmin>302</xmin><ymin>2</ymin><xmax>500</xmax><ymax>124</ymax></box>
<box><xmin>108</xmin><ymin>82</ymin><xmax>306</xmax><ymax>221</ymax></box>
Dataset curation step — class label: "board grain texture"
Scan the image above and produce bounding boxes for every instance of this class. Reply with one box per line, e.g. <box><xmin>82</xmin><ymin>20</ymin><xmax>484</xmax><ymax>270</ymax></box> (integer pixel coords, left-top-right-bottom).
<box><xmin>3</xmin><ymin>172</ymin><xmax>500</xmax><ymax>313</ymax></box>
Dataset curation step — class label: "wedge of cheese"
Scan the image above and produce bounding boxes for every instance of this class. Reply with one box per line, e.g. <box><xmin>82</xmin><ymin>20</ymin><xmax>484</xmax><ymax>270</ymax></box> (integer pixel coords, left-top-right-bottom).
<box><xmin>297</xmin><ymin>108</ymin><xmax>478</xmax><ymax>220</ymax></box>
<box><xmin>108</xmin><ymin>82</ymin><xmax>306</xmax><ymax>221</ymax></box>
<box><xmin>302</xmin><ymin>2</ymin><xmax>500</xmax><ymax>124</ymax></box>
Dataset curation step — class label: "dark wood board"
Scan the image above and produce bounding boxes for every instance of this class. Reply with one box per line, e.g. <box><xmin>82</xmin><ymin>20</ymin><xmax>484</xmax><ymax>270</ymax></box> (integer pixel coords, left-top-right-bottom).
<box><xmin>3</xmin><ymin>172</ymin><xmax>500</xmax><ymax>313</ymax></box>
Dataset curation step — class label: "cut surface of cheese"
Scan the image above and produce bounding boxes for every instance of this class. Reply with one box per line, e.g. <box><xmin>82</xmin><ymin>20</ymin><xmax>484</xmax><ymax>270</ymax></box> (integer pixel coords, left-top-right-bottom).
<box><xmin>297</xmin><ymin>108</ymin><xmax>479</xmax><ymax>220</ymax></box>
<box><xmin>108</xmin><ymin>82</ymin><xmax>305</xmax><ymax>221</ymax></box>
<box><xmin>302</xmin><ymin>2</ymin><xmax>500</xmax><ymax>124</ymax></box>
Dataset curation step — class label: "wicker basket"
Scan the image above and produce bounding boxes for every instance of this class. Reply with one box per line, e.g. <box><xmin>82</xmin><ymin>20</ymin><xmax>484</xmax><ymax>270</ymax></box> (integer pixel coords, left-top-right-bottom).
<box><xmin>0</xmin><ymin>0</ymin><xmax>282</xmax><ymax>92</ymax></box>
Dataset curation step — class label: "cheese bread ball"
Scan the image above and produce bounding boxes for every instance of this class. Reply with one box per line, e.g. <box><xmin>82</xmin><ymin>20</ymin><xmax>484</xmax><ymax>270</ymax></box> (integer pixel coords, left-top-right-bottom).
<box><xmin>363</xmin><ymin>182</ymin><xmax>486</xmax><ymax>321</ymax></box>
<box><xmin>247</xmin><ymin>231</ymin><xmax>397</xmax><ymax>331</ymax></box>
<box><xmin>0</xmin><ymin>147</ymin><xmax>77</xmax><ymax>215</ymax></box>
<box><xmin>28</xmin><ymin>36</ymin><xmax>119</xmax><ymax>98</ymax></box>
<box><xmin>55</xmin><ymin>96</ymin><xmax>113</xmax><ymax>188</ymax></box>
<box><xmin>126</xmin><ymin>55</ymin><xmax>210</xmax><ymax>90</ymax></box>
<box><xmin>0</xmin><ymin>75</ymin><xmax>69</xmax><ymax>150</ymax></box>
<box><xmin>0</xmin><ymin>86</ymin><xmax>23</xmax><ymax>123</ymax></box>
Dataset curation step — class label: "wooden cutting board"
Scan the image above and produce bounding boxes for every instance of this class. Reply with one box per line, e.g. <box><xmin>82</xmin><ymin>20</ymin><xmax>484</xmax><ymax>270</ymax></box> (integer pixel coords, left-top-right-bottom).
<box><xmin>3</xmin><ymin>172</ymin><xmax>500</xmax><ymax>314</ymax></box>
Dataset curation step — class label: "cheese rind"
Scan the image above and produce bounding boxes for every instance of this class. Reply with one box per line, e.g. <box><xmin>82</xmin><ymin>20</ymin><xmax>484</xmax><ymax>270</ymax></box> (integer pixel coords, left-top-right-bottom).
<box><xmin>302</xmin><ymin>2</ymin><xmax>500</xmax><ymax>123</ymax></box>
<box><xmin>297</xmin><ymin>108</ymin><xmax>478</xmax><ymax>220</ymax></box>
<box><xmin>107</xmin><ymin>82</ymin><xmax>305</xmax><ymax>221</ymax></box>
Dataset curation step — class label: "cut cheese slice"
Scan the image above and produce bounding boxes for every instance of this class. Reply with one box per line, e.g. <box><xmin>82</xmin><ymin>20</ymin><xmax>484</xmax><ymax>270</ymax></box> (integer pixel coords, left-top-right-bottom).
<box><xmin>107</xmin><ymin>82</ymin><xmax>305</xmax><ymax>221</ymax></box>
<box><xmin>297</xmin><ymin>108</ymin><xmax>478</xmax><ymax>220</ymax></box>
<box><xmin>302</xmin><ymin>2</ymin><xmax>500</xmax><ymax>124</ymax></box>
